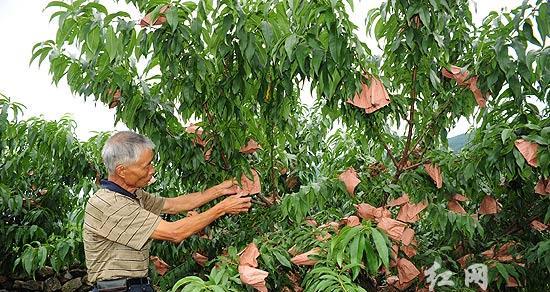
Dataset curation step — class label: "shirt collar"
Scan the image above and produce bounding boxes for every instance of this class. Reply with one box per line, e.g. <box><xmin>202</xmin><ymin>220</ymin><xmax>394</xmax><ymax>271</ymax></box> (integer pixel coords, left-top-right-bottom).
<box><xmin>100</xmin><ymin>179</ymin><xmax>138</xmax><ymax>200</ymax></box>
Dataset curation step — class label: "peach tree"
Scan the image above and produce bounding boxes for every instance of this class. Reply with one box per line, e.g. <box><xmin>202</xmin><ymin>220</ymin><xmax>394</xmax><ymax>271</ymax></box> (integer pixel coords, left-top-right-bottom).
<box><xmin>30</xmin><ymin>0</ymin><xmax>549</xmax><ymax>290</ymax></box>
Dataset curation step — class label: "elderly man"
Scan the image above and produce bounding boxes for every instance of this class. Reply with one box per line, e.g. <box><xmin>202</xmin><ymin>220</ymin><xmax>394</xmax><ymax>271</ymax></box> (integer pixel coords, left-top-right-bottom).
<box><xmin>84</xmin><ymin>131</ymin><xmax>252</xmax><ymax>291</ymax></box>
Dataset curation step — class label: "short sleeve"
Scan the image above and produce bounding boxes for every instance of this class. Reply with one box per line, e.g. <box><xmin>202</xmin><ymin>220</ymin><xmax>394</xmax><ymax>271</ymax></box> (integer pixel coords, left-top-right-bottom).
<box><xmin>136</xmin><ymin>189</ymin><xmax>165</xmax><ymax>215</ymax></box>
<box><xmin>96</xmin><ymin>198</ymin><xmax>161</xmax><ymax>250</ymax></box>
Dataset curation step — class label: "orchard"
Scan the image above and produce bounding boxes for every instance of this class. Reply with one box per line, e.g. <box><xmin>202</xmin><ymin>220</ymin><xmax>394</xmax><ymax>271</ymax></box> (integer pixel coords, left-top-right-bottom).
<box><xmin>1</xmin><ymin>0</ymin><xmax>548</xmax><ymax>291</ymax></box>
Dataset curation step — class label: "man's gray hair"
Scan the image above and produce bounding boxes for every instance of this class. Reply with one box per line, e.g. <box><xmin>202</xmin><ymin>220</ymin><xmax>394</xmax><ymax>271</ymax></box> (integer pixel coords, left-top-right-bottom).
<box><xmin>102</xmin><ymin>131</ymin><xmax>155</xmax><ymax>175</ymax></box>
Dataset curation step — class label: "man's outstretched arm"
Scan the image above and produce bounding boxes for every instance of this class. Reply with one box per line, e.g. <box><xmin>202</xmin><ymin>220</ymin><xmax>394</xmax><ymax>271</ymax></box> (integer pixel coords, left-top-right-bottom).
<box><xmin>152</xmin><ymin>192</ymin><xmax>251</xmax><ymax>243</ymax></box>
<box><xmin>161</xmin><ymin>179</ymin><xmax>237</xmax><ymax>214</ymax></box>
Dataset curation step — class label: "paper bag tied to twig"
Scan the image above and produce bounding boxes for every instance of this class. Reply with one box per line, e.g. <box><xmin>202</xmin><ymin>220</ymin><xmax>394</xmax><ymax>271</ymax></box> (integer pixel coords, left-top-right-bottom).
<box><xmin>377</xmin><ymin>217</ymin><xmax>407</xmax><ymax>241</ymax></box>
<box><xmin>192</xmin><ymin>252</ymin><xmax>208</xmax><ymax>267</ymax></box>
<box><xmin>240</xmin><ymin>139</ymin><xmax>261</xmax><ymax>154</ymax></box>
<box><xmin>240</xmin><ymin>169</ymin><xmax>261</xmax><ymax>195</ymax></box>
<box><xmin>239</xmin><ymin>242</ymin><xmax>260</xmax><ymax>267</ymax></box>
<box><xmin>355</xmin><ymin>203</ymin><xmax>391</xmax><ymax>221</ymax></box>
<box><xmin>150</xmin><ymin>256</ymin><xmax>169</xmax><ymax>276</ymax></box>
<box><xmin>424</xmin><ymin>164</ymin><xmax>443</xmax><ymax>189</ymax></box>
<box><xmin>139</xmin><ymin>5</ymin><xmax>170</xmax><ymax>27</ymax></box>
<box><xmin>397</xmin><ymin>258</ymin><xmax>420</xmax><ymax>284</ymax></box>
<box><xmin>339</xmin><ymin>167</ymin><xmax>361</xmax><ymax>195</ymax></box>
<box><xmin>478</xmin><ymin>195</ymin><xmax>500</xmax><ymax>215</ymax></box>
<box><xmin>396</xmin><ymin>201</ymin><xmax>428</xmax><ymax>223</ymax></box>
<box><xmin>238</xmin><ymin>266</ymin><xmax>269</xmax><ymax>292</ymax></box>
<box><xmin>290</xmin><ymin>248</ymin><xmax>320</xmax><ymax>266</ymax></box>
<box><xmin>347</xmin><ymin>76</ymin><xmax>391</xmax><ymax>113</ymax></box>
<box><xmin>515</xmin><ymin>139</ymin><xmax>538</xmax><ymax>167</ymax></box>
<box><xmin>442</xmin><ymin>65</ymin><xmax>487</xmax><ymax>107</ymax></box>
<box><xmin>238</xmin><ymin>242</ymin><xmax>269</xmax><ymax>292</ymax></box>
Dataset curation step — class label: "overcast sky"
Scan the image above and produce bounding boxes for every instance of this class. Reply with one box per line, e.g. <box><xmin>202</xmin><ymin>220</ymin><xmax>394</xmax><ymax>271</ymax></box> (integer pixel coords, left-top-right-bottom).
<box><xmin>0</xmin><ymin>0</ymin><xmax>529</xmax><ymax>140</ymax></box>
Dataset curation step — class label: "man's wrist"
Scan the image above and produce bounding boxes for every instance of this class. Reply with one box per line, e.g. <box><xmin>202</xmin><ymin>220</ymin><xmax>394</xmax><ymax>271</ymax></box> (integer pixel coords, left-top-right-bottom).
<box><xmin>211</xmin><ymin>203</ymin><xmax>226</xmax><ymax>217</ymax></box>
<box><xmin>210</xmin><ymin>185</ymin><xmax>224</xmax><ymax>198</ymax></box>
<box><xmin>200</xmin><ymin>187</ymin><xmax>215</xmax><ymax>198</ymax></box>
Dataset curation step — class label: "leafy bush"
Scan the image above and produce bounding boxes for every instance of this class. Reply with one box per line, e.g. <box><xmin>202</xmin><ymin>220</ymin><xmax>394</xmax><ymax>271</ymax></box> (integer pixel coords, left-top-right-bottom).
<box><xmin>0</xmin><ymin>94</ymin><xmax>104</xmax><ymax>276</ymax></box>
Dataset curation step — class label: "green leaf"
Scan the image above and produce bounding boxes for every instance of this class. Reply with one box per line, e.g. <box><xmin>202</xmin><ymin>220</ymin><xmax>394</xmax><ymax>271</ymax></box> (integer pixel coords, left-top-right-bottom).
<box><xmin>44</xmin><ymin>1</ymin><xmax>71</xmax><ymax>11</ymax></box>
<box><xmin>508</xmin><ymin>75</ymin><xmax>521</xmax><ymax>98</ymax></box>
<box><xmin>374</xmin><ymin>18</ymin><xmax>384</xmax><ymax>41</ymax></box>
<box><xmin>37</xmin><ymin>246</ymin><xmax>47</xmax><ymax>267</ymax></box>
<box><xmin>272</xmin><ymin>250</ymin><xmax>291</xmax><ymax>268</ymax></box>
<box><xmin>285</xmin><ymin>34</ymin><xmax>299</xmax><ymax>61</ymax></box>
<box><xmin>86</xmin><ymin>26</ymin><xmax>100</xmax><ymax>53</ymax></box>
<box><xmin>371</xmin><ymin>228</ymin><xmax>389</xmax><ymax>268</ymax></box>
<box><xmin>513</xmin><ymin>148</ymin><xmax>526</xmax><ymax>168</ymax></box>
<box><xmin>349</xmin><ymin>235</ymin><xmax>362</xmax><ymax>279</ymax></box>
<box><xmin>105</xmin><ymin>27</ymin><xmax>117</xmax><ymax>61</ymax></box>
<box><xmin>429</xmin><ymin>0</ymin><xmax>439</xmax><ymax>11</ymax></box>
<box><xmin>245</xmin><ymin>36</ymin><xmax>255</xmax><ymax>61</ymax></box>
<box><xmin>30</xmin><ymin>47</ymin><xmax>52</xmax><ymax>66</ymax></box>
<box><xmin>526</xmin><ymin>134</ymin><xmax>547</xmax><ymax>145</ymax></box>
<box><xmin>517</xmin><ymin>63</ymin><xmax>531</xmax><ymax>82</ymax></box>
<box><xmin>172</xmin><ymin>276</ymin><xmax>204</xmax><ymax>291</ymax></box>
<box><xmin>405</xmin><ymin>29</ymin><xmax>414</xmax><ymax>48</ymax></box>
<box><xmin>364</xmin><ymin>241</ymin><xmax>379</xmax><ymax>274</ymax></box>
<box><xmin>511</xmin><ymin>39</ymin><xmax>526</xmax><ymax>63</ymax></box>
<box><xmin>260</xmin><ymin>21</ymin><xmax>273</xmax><ymax>47</ymax></box>
<box><xmin>295</xmin><ymin>44</ymin><xmax>307</xmax><ymax>74</ymax></box>
<box><xmin>204</xmin><ymin>0</ymin><xmax>213</xmax><ymax>11</ymax></box>
<box><xmin>104</xmin><ymin>11</ymin><xmax>131</xmax><ymax>25</ymax></box>
<box><xmin>501</xmin><ymin>129</ymin><xmax>513</xmax><ymax>144</ymax></box>
<box><xmin>525</xmin><ymin>123</ymin><xmax>542</xmax><ymax>131</ymax></box>
<box><xmin>336</xmin><ymin>227</ymin><xmax>361</xmax><ymax>267</ymax></box>
<box><xmin>311</xmin><ymin>49</ymin><xmax>323</xmax><ymax>75</ymax></box>
<box><xmin>429</xmin><ymin>68</ymin><xmax>440</xmax><ymax>88</ymax></box>
<box><xmin>536</xmin><ymin>2</ymin><xmax>548</xmax><ymax>42</ymax></box>
<box><xmin>418</xmin><ymin>7</ymin><xmax>430</xmax><ymax>28</ymax></box>
<box><xmin>523</xmin><ymin>20</ymin><xmax>541</xmax><ymax>46</ymax></box>
<box><xmin>495</xmin><ymin>263</ymin><xmax>509</xmax><ymax>281</ymax></box>
<box><xmin>57</xmin><ymin>241</ymin><xmax>70</xmax><ymax>261</ymax></box>
<box><xmin>49</xmin><ymin>10</ymin><xmax>65</xmax><ymax>22</ymax></box>
<box><xmin>495</xmin><ymin>42</ymin><xmax>511</xmax><ymax>71</ymax></box>
<box><xmin>22</xmin><ymin>249</ymin><xmax>34</xmax><ymax>276</ymax></box>
<box><xmin>84</xmin><ymin>2</ymin><xmax>108</xmax><ymax>14</ymax></box>
<box><xmin>29</xmin><ymin>225</ymin><xmax>38</xmax><ymax>238</ymax></box>
<box><xmin>329</xmin><ymin>35</ymin><xmax>341</xmax><ymax>62</ymax></box>
<box><xmin>166</xmin><ymin>7</ymin><xmax>179</xmax><ymax>31</ymax></box>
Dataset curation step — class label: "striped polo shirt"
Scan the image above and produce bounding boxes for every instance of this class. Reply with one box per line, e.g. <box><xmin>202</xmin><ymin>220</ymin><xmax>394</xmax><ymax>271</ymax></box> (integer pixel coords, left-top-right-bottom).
<box><xmin>83</xmin><ymin>188</ymin><xmax>165</xmax><ymax>283</ymax></box>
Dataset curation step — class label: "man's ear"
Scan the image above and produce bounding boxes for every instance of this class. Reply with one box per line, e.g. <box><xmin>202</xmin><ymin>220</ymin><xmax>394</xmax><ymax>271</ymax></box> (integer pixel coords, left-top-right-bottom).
<box><xmin>115</xmin><ymin>164</ymin><xmax>127</xmax><ymax>178</ymax></box>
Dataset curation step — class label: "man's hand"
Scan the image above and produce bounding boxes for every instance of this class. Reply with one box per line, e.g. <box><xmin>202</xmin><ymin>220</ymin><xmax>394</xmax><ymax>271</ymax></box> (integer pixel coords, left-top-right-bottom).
<box><xmin>214</xmin><ymin>179</ymin><xmax>239</xmax><ymax>196</ymax></box>
<box><xmin>216</xmin><ymin>192</ymin><xmax>252</xmax><ymax>215</ymax></box>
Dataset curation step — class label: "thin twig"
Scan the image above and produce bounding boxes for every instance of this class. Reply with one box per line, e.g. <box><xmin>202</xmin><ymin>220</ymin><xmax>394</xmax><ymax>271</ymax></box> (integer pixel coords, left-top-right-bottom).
<box><xmin>251</xmin><ymin>198</ymin><xmax>268</xmax><ymax>207</ymax></box>
<box><xmin>402</xmin><ymin>161</ymin><xmax>424</xmax><ymax>172</ymax></box>
<box><xmin>376</xmin><ymin>131</ymin><xmax>399</xmax><ymax>169</ymax></box>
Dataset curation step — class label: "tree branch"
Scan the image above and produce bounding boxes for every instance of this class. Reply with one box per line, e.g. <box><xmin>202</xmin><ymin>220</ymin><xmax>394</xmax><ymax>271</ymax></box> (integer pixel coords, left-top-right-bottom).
<box><xmin>203</xmin><ymin>101</ymin><xmax>231</xmax><ymax>170</ymax></box>
<box><xmin>409</xmin><ymin>97</ymin><xmax>454</xmax><ymax>156</ymax></box>
<box><xmin>395</xmin><ymin>66</ymin><xmax>418</xmax><ymax>180</ymax></box>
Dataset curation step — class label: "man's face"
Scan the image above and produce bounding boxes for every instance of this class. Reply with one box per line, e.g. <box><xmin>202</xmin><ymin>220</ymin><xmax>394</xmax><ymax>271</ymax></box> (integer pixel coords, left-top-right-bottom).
<box><xmin>118</xmin><ymin>148</ymin><xmax>155</xmax><ymax>189</ymax></box>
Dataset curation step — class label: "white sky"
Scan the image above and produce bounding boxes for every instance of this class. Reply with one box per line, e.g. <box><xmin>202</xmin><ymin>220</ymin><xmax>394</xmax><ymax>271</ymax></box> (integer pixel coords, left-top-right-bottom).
<box><xmin>0</xmin><ymin>0</ymin><xmax>529</xmax><ymax>140</ymax></box>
